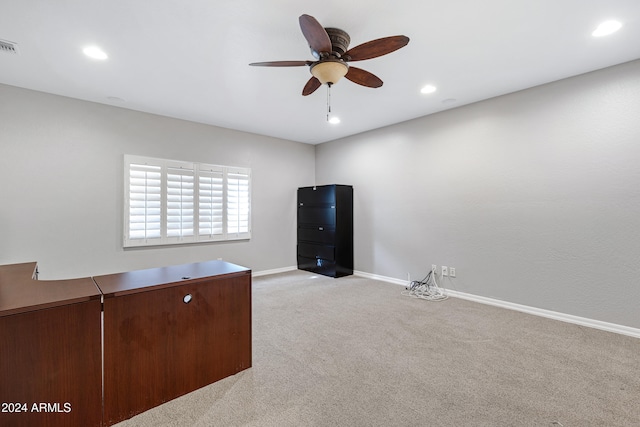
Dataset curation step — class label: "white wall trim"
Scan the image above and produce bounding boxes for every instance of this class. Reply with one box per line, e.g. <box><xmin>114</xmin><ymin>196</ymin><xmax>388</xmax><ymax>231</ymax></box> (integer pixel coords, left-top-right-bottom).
<box><xmin>355</xmin><ymin>270</ymin><xmax>408</xmax><ymax>286</ymax></box>
<box><xmin>354</xmin><ymin>270</ymin><xmax>640</xmax><ymax>339</ymax></box>
<box><xmin>252</xmin><ymin>265</ymin><xmax>297</xmax><ymax>278</ymax></box>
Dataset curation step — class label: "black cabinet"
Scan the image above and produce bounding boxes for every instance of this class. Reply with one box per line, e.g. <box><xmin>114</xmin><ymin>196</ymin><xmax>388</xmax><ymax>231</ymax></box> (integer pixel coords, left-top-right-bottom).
<box><xmin>297</xmin><ymin>185</ymin><xmax>353</xmax><ymax>278</ymax></box>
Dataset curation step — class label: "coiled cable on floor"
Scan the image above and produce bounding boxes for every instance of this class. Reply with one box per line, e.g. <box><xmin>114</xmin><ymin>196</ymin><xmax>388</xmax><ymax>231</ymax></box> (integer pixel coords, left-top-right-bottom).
<box><xmin>402</xmin><ymin>271</ymin><xmax>448</xmax><ymax>301</ymax></box>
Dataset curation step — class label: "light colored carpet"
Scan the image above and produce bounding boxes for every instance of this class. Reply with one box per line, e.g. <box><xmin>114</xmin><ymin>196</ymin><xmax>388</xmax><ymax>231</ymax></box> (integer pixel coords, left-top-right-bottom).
<box><xmin>114</xmin><ymin>270</ymin><xmax>640</xmax><ymax>426</ymax></box>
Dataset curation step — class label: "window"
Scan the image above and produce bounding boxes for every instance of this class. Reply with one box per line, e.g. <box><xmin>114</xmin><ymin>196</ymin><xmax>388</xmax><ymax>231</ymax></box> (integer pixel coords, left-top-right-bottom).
<box><xmin>124</xmin><ymin>155</ymin><xmax>251</xmax><ymax>247</ymax></box>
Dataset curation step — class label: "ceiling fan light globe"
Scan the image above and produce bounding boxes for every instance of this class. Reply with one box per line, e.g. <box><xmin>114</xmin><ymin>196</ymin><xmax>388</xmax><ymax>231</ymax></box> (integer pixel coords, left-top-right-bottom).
<box><xmin>311</xmin><ymin>61</ymin><xmax>349</xmax><ymax>85</ymax></box>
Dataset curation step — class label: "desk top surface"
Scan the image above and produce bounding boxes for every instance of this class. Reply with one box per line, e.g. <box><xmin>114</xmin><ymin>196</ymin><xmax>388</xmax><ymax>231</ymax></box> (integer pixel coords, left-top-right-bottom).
<box><xmin>93</xmin><ymin>260</ymin><xmax>251</xmax><ymax>297</ymax></box>
<box><xmin>0</xmin><ymin>262</ymin><xmax>101</xmax><ymax>317</ymax></box>
<box><xmin>1</xmin><ymin>260</ymin><xmax>250</xmax><ymax>315</ymax></box>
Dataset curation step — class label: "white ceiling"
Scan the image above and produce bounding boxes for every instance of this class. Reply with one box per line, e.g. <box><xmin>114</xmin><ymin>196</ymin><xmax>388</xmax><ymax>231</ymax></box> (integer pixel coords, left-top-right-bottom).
<box><xmin>2</xmin><ymin>1</ymin><xmax>640</xmax><ymax>145</ymax></box>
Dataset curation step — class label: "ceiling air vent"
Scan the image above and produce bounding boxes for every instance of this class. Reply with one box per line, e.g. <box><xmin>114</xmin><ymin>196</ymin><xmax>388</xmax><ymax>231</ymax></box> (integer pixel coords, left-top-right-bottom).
<box><xmin>0</xmin><ymin>39</ymin><xmax>19</xmax><ymax>54</ymax></box>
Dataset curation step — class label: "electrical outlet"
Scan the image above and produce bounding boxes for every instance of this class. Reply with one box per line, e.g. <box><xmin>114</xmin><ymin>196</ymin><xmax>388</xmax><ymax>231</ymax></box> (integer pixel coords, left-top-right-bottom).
<box><xmin>432</xmin><ymin>264</ymin><xmax>437</xmax><ymax>274</ymax></box>
<box><xmin>442</xmin><ymin>266</ymin><xmax>448</xmax><ymax>277</ymax></box>
<box><xmin>449</xmin><ymin>267</ymin><xmax>456</xmax><ymax>278</ymax></box>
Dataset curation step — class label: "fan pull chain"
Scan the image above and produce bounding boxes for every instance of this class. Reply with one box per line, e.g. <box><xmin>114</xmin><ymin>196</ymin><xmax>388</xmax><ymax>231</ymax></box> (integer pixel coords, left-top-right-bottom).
<box><xmin>326</xmin><ymin>83</ymin><xmax>332</xmax><ymax>122</ymax></box>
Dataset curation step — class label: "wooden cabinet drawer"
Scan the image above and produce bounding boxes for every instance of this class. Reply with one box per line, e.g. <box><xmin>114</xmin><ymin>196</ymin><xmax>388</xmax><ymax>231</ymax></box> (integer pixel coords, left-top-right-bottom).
<box><xmin>0</xmin><ymin>299</ymin><xmax>103</xmax><ymax>427</ymax></box>
<box><xmin>96</xmin><ymin>262</ymin><xmax>252</xmax><ymax>426</ymax></box>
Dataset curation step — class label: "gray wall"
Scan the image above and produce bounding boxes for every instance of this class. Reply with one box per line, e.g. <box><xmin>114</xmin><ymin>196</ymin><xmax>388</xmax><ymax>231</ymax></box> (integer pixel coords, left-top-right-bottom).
<box><xmin>0</xmin><ymin>84</ymin><xmax>315</xmax><ymax>279</ymax></box>
<box><xmin>3</xmin><ymin>59</ymin><xmax>640</xmax><ymax>329</ymax></box>
<box><xmin>315</xmin><ymin>59</ymin><xmax>640</xmax><ymax>329</ymax></box>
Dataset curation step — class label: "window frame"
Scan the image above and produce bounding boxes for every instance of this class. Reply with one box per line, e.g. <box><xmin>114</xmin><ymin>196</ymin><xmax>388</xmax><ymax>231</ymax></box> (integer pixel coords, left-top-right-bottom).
<box><xmin>124</xmin><ymin>154</ymin><xmax>251</xmax><ymax>248</ymax></box>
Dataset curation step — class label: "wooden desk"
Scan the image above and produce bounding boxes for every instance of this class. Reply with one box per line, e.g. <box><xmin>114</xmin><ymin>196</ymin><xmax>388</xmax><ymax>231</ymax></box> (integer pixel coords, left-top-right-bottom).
<box><xmin>94</xmin><ymin>260</ymin><xmax>252</xmax><ymax>426</ymax></box>
<box><xmin>0</xmin><ymin>262</ymin><xmax>102</xmax><ymax>427</ymax></box>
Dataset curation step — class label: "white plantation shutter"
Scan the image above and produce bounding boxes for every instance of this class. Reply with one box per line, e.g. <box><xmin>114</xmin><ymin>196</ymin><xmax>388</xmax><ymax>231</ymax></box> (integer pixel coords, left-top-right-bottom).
<box><xmin>124</xmin><ymin>155</ymin><xmax>250</xmax><ymax>247</ymax></box>
<box><xmin>198</xmin><ymin>166</ymin><xmax>224</xmax><ymax>239</ymax></box>
<box><xmin>128</xmin><ymin>163</ymin><xmax>162</xmax><ymax>242</ymax></box>
<box><xmin>166</xmin><ymin>166</ymin><xmax>195</xmax><ymax>240</ymax></box>
<box><xmin>227</xmin><ymin>170</ymin><xmax>250</xmax><ymax>237</ymax></box>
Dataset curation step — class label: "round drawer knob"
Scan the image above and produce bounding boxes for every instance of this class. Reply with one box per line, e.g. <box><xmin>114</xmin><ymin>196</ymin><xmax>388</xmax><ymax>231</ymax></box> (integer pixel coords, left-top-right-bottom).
<box><xmin>183</xmin><ymin>294</ymin><xmax>193</xmax><ymax>304</ymax></box>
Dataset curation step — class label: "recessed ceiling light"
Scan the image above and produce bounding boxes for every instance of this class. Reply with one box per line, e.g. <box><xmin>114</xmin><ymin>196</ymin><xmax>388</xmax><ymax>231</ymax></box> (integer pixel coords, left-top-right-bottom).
<box><xmin>420</xmin><ymin>84</ymin><xmax>437</xmax><ymax>94</ymax></box>
<box><xmin>592</xmin><ymin>20</ymin><xmax>622</xmax><ymax>37</ymax></box>
<box><xmin>328</xmin><ymin>116</ymin><xmax>341</xmax><ymax>124</ymax></box>
<box><xmin>83</xmin><ymin>45</ymin><xmax>108</xmax><ymax>60</ymax></box>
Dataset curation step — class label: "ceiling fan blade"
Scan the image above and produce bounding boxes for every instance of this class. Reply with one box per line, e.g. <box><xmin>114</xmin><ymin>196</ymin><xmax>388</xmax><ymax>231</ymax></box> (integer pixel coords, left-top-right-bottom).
<box><xmin>299</xmin><ymin>14</ymin><xmax>332</xmax><ymax>58</ymax></box>
<box><xmin>344</xmin><ymin>66</ymin><xmax>383</xmax><ymax>88</ymax></box>
<box><xmin>344</xmin><ymin>35</ymin><xmax>410</xmax><ymax>61</ymax></box>
<box><xmin>249</xmin><ymin>60</ymin><xmax>311</xmax><ymax>67</ymax></box>
<box><xmin>302</xmin><ymin>76</ymin><xmax>322</xmax><ymax>96</ymax></box>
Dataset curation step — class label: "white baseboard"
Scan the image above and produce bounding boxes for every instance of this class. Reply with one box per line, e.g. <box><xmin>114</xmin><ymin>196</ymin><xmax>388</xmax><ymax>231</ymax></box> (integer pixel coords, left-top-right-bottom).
<box><xmin>354</xmin><ymin>270</ymin><xmax>640</xmax><ymax>339</ymax></box>
<box><xmin>252</xmin><ymin>265</ymin><xmax>297</xmax><ymax>278</ymax></box>
<box><xmin>355</xmin><ymin>270</ymin><xmax>408</xmax><ymax>286</ymax></box>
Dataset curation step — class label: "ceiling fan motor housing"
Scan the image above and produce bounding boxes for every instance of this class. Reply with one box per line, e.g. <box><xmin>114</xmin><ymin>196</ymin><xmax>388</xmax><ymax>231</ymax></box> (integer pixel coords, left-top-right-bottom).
<box><xmin>325</xmin><ymin>28</ymin><xmax>350</xmax><ymax>56</ymax></box>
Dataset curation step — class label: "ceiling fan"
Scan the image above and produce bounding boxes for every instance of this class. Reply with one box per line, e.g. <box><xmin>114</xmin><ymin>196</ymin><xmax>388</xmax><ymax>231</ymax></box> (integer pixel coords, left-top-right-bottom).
<box><xmin>249</xmin><ymin>14</ymin><xmax>410</xmax><ymax>96</ymax></box>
